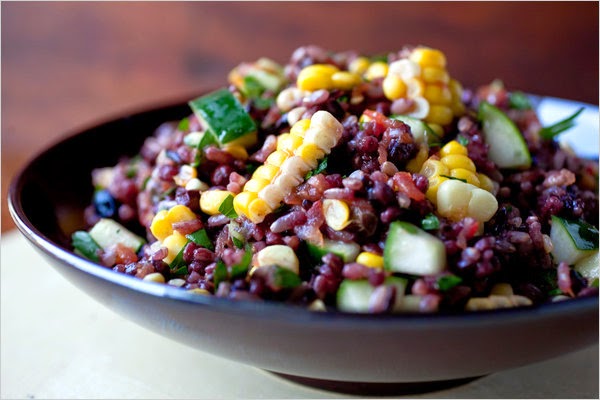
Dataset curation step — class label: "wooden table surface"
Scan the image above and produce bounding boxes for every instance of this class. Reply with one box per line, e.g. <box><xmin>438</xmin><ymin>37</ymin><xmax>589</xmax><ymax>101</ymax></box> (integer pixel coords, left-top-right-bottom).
<box><xmin>2</xmin><ymin>2</ymin><xmax>598</xmax><ymax>232</ymax></box>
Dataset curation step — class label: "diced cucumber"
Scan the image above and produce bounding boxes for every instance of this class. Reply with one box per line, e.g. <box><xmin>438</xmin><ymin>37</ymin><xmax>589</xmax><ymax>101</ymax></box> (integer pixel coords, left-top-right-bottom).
<box><xmin>189</xmin><ymin>88</ymin><xmax>257</xmax><ymax>145</ymax></box>
<box><xmin>383</xmin><ymin>221</ymin><xmax>446</xmax><ymax>275</ymax></box>
<box><xmin>88</xmin><ymin>218</ymin><xmax>146</xmax><ymax>253</ymax></box>
<box><xmin>550</xmin><ymin>216</ymin><xmax>599</xmax><ymax>265</ymax></box>
<box><xmin>72</xmin><ymin>231</ymin><xmax>102</xmax><ymax>262</ymax></box>
<box><xmin>390</xmin><ymin>115</ymin><xmax>439</xmax><ymax>145</ymax></box>
<box><xmin>574</xmin><ymin>251</ymin><xmax>599</xmax><ymax>285</ymax></box>
<box><xmin>307</xmin><ymin>239</ymin><xmax>361</xmax><ymax>263</ymax></box>
<box><xmin>478</xmin><ymin>101</ymin><xmax>531</xmax><ymax>169</ymax></box>
<box><xmin>337</xmin><ymin>276</ymin><xmax>407</xmax><ymax>313</ymax></box>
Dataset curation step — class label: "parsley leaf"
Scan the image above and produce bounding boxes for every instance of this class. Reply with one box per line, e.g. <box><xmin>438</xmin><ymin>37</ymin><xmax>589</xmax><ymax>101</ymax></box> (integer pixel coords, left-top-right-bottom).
<box><xmin>186</xmin><ymin>228</ymin><xmax>214</xmax><ymax>251</ymax></box>
<box><xmin>421</xmin><ymin>213</ymin><xmax>440</xmax><ymax>230</ymax></box>
<box><xmin>178</xmin><ymin>117</ymin><xmax>190</xmax><ymax>132</ymax></box>
<box><xmin>440</xmin><ymin>174</ymin><xmax>467</xmax><ymax>183</ymax></box>
<box><xmin>230</xmin><ymin>247</ymin><xmax>253</xmax><ymax>279</ymax></box>
<box><xmin>457</xmin><ymin>134</ymin><xmax>469</xmax><ymax>146</ymax></box>
<box><xmin>436</xmin><ymin>275</ymin><xmax>462</xmax><ymax>292</ymax></box>
<box><xmin>218</xmin><ymin>194</ymin><xmax>238</xmax><ymax>219</ymax></box>
<box><xmin>213</xmin><ymin>260</ymin><xmax>228</xmax><ymax>289</ymax></box>
<box><xmin>539</xmin><ymin>107</ymin><xmax>584</xmax><ymax>140</ymax></box>
<box><xmin>509</xmin><ymin>91</ymin><xmax>532</xmax><ymax>110</ymax></box>
<box><xmin>305</xmin><ymin>156</ymin><xmax>328</xmax><ymax>179</ymax></box>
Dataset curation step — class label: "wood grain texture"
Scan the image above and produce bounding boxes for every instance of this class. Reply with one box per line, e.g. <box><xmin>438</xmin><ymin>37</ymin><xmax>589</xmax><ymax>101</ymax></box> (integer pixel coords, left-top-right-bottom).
<box><xmin>2</xmin><ymin>1</ymin><xmax>598</xmax><ymax>232</ymax></box>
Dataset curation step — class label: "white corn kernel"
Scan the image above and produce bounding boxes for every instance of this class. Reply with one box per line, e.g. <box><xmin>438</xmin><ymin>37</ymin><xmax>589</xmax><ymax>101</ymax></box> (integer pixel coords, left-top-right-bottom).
<box><xmin>388</xmin><ymin>59</ymin><xmax>421</xmax><ymax>81</ymax></box>
<box><xmin>287</xmin><ymin>106</ymin><xmax>307</xmax><ymax>126</ymax></box>
<box><xmin>436</xmin><ymin>180</ymin><xmax>498</xmax><ymax>223</ymax></box>
<box><xmin>276</xmin><ymin>87</ymin><xmax>307</xmax><ymax>112</ymax></box>
<box><xmin>279</xmin><ymin>156</ymin><xmax>312</xmax><ymax>177</ymax></box>
<box><xmin>258</xmin><ymin>184</ymin><xmax>287</xmax><ymax>209</ymax></box>
<box><xmin>256</xmin><ymin>245</ymin><xmax>300</xmax><ymax>274</ymax></box>
<box><xmin>467</xmin><ymin>187</ymin><xmax>499</xmax><ymax>222</ymax></box>
<box><xmin>405</xmin><ymin>97</ymin><xmax>430</xmax><ymax>119</ymax></box>
<box><xmin>322</xmin><ymin>199</ymin><xmax>351</xmax><ymax>231</ymax></box>
<box><xmin>185</xmin><ymin>178</ymin><xmax>209</xmax><ymax>192</ymax></box>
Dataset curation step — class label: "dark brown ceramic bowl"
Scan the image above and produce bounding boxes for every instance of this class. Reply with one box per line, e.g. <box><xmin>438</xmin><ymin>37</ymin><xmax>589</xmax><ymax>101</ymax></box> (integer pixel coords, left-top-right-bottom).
<box><xmin>8</xmin><ymin>94</ymin><xmax>599</xmax><ymax>394</ymax></box>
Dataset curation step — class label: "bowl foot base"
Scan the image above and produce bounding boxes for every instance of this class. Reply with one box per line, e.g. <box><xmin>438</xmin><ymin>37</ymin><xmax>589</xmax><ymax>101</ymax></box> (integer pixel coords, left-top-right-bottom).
<box><xmin>267</xmin><ymin>371</ymin><xmax>484</xmax><ymax>396</ymax></box>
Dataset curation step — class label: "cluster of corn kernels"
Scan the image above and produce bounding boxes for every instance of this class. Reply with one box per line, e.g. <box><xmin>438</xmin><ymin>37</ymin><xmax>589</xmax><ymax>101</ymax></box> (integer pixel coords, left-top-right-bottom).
<box><xmin>149</xmin><ymin>204</ymin><xmax>198</xmax><ymax>264</ymax></box>
<box><xmin>228</xmin><ymin>57</ymin><xmax>287</xmax><ymax>93</ymax></box>
<box><xmin>296</xmin><ymin>64</ymin><xmax>362</xmax><ymax>92</ymax></box>
<box><xmin>233</xmin><ymin>110</ymin><xmax>343</xmax><ymax>224</ymax></box>
<box><xmin>350</xmin><ymin>47</ymin><xmax>464</xmax><ymax>135</ymax></box>
<box><xmin>419</xmin><ymin>140</ymin><xmax>498</xmax><ymax>222</ymax></box>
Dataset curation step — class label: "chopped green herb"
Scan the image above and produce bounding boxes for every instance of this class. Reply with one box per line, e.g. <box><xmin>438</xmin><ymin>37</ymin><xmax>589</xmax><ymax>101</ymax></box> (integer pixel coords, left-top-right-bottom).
<box><xmin>509</xmin><ymin>91</ymin><xmax>532</xmax><ymax>110</ymax></box>
<box><xmin>548</xmin><ymin>288</ymin><xmax>563</xmax><ymax>296</ymax></box>
<box><xmin>186</xmin><ymin>228</ymin><xmax>214</xmax><ymax>251</ymax></box>
<box><xmin>169</xmin><ymin>244</ymin><xmax>189</xmax><ymax>276</ymax></box>
<box><xmin>436</xmin><ymin>275</ymin><xmax>462</xmax><ymax>292</ymax></box>
<box><xmin>591</xmin><ymin>278</ymin><xmax>599</xmax><ymax>288</ymax></box>
<box><xmin>305</xmin><ymin>156</ymin><xmax>328</xmax><ymax>179</ymax></box>
<box><xmin>440</xmin><ymin>174</ymin><xmax>467</xmax><ymax>183</ymax></box>
<box><xmin>141</xmin><ymin>176</ymin><xmax>151</xmax><ymax>190</ymax></box>
<box><xmin>245</xmin><ymin>162</ymin><xmax>259</xmax><ymax>175</ymax></box>
<box><xmin>178</xmin><ymin>117</ymin><xmax>190</xmax><ymax>132</ymax></box>
<box><xmin>232</xmin><ymin>236</ymin><xmax>244</xmax><ymax>249</ymax></box>
<box><xmin>72</xmin><ymin>231</ymin><xmax>102</xmax><ymax>262</ymax></box>
<box><xmin>456</xmin><ymin>135</ymin><xmax>469</xmax><ymax>146</ymax></box>
<box><xmin>539</xmin><ymin>107</ymin><xmax>584</xmax><ymax>140</ymax></box>
<box><xmin>213</xmin><ymin>260</ymin><xmax>228</xmax><ymax>289</ymax></box>
<box><xmin>230</xmin><ymin>247</ymin><xmax>253</xmax><ymax>279</ymax></box>
<box><xmin>421</xmin><ymin>213</ymin><xmax>440</xmax><ymax>230</ymax></box>
<box><xmin>218</xmin><ymin>194</ymin><xmax>238</xmax><ymax>219</ymax></box>
<box><xmin>242</xmin><ymin>75</ymin><xmax>264</xmax><ymax>98</ymax></box>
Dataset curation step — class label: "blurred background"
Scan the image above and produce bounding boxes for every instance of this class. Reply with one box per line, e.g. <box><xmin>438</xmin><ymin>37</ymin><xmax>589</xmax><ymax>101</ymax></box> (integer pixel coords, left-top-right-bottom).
<box><xmin>2</xmin><ymin>1</ymin><xmax>598</xmax><ymax>232</ymax></box>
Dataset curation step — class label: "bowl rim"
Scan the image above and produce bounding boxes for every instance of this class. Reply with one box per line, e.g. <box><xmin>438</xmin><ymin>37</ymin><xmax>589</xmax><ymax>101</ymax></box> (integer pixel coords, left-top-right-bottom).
<box><xmin>8</xmin><ymin>95</ymin><xmax>600</xmax><ymax>329</ymax></box>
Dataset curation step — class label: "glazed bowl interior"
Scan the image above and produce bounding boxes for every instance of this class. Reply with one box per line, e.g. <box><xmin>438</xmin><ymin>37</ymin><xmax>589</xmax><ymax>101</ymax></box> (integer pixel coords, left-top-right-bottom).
<box><xmin>8</xmin><ymin>94</ymin><xmax>599</xmax><ymax>388</ymax></box>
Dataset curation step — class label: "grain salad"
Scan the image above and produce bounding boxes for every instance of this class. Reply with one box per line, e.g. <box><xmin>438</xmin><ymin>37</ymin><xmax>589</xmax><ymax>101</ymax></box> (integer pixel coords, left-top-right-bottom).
<box><xmin>72</xmin><ymin>45</ymin><xmax>599</xmax><ymax>313</ymax></box>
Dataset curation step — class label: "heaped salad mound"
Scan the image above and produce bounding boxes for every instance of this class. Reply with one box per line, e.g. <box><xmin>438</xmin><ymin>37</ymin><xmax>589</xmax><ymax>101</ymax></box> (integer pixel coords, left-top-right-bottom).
<box><xmin>73</xmin><ymin>45</ymin><xmax>599</xmax><ymax>313</ymax></box>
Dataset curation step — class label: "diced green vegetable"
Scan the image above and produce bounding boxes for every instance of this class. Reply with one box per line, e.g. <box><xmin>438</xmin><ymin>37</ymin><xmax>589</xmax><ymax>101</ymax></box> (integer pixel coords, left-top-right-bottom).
<box><xmin>88</xmin><ymin>218</ymin><xmax>146</xmax><ymax>252</ymax></box>
<box><xmin>574</xmin><ymin>251</ymin><xmax>599</xmax><ymax>285</ymax></box>
<box><xmin>391</xmin><ymin>115</ymin><xmax>439</xmax><ymax>145</ymax></box>
<box><xmin>436</xmin><ymin>275</ymin><xmax>462</xmax><ymax>292</ymax></box>
<box><xmin>539</xmin><ymin>107</ymin><xmax>584</xmax><ymax>140</ymax></box>
<box><xmin>478</xmin><ymin>101</ymin><xmax>531</xmax><ymax>169</ymax></box>
<box><xmin>337</xmin><ymin>276</ymin><xmax>407</xmax><ymax>313</ymax></box>
<box><xmin>383</xmin><ymin>221</ymin><xmax>446</xmax><ymax>276</ymax></box>
<box><xmin>550</xmin><ymin>216</ymin><xmax>599</xmax><ymax>265</ymax></box>
<box><xmin>72</xmin><ymin>231</ymin><xmax>102</xmax><ymax>262</ymax></box>
<box><xmin>189</xmin><ymin>88</ymin><xmax>256</xmax><ymax>145</ymax></box>
<box><xmin>307</xmin><ymin>239</ymin><xmax>361</xmax><ymax>263</ymax></box>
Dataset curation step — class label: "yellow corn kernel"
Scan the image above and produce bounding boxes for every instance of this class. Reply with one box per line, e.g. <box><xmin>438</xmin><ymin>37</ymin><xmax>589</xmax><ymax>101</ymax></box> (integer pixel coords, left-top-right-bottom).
<box><xmin>265</xmin><ymin>150</ymin><xmax>289</xmax><ymax>167</ymax></box>
<box><xmin>349</xmin><ymin>56</ymin><xmax>370</xmax><ymax>75</ymax></box>
<box><xmin>356</xmin><ymin>252</ymin><xmax>384</xmax><ymax>269</ymax></box>
<box><xmin>295</xmin><ymin>142</ymin><xmax>325</xmax><ymax>164</ymax></box>
<box><xmin>421</xmin><ymin>67</ymin><xmax>450</xmax><ymax>84</ymax></box>
<box><xmin>424</xmin><ymin>84</ymin><xmax>452</xmax><ymax>105</ymax></box>
<box><xmin>169</xmin><ymin>204</ymin><xmax>197</xmax><ymax>224</ymax></box>
<box><xmin>448</xmin><ymin>78</ymin><xmax>463</xmax><ymax>98</ymax></box>
<box><xmin>450</xmin><ymin>168</ymin><xmax>481</xmax><ymax>186</ymax></box>
<box><xmin>150</xmin><ymin>210</ymin><xmax>172</xmax><ymax>242</ymax></box>
<box><xmin>222</xmin><ymin>144</ymin><xmax>248</xmax><ymax>160</ymax></box>
<box><xmin>428</xmin><ymin>123</ymin><xmax>444</xmax><ymax>138</ymax></box>
<box><xmin>256</xmin><ymin>244</ymin><xmax>300</xmax><ymax>274</ymax></box>
<box><xmin>425</xmin><ymin>105</ymin><xmax>454</xmax><ymax>125</ymax></box>
<box><xmin>425</xmin><ymin>175</ymin><xmax>448</xmax><ymax>203</ymax></box>
<box><xmin>440</xmin><ymin>154</ymin><xmax>476</xmax><ymax>172</ymax></box>
<box><xmin>322</xmin><ymin>199</ymin><xmax>351</xmax><ymax>231</ymax></box>
<box><xmin>440</xmin><ymin>140</ymin><xmax>468</xmax><ymax>157</ymax></box>
<box><xmin>277</xmin><ymin>133</ymin><xmax>304</xmax><ymax>154</ymax></box>
<box><xmin>188</xmin><ymin>288</ymin><xmax>211</xmax><ymax>295</ymax></box>
<box><xmin>406</xmin><ymin>145</ymin><xmax>430</xmax><ymax>173</ymax></box>
<box><xmin>290</xmin><ymin>119</ymin><xmax>311</xmax><ymax>136</ymax></box>
<box><xmin>364</xmin><ymin>61</ymin><xmax>388</xmax><ymax>81</ymax></box>
<box><xmin>247</xmin><ymin>198</ymin><xmax>272</xmax><ymax>224</ymax></box>
<box><xmin>477</xmin><ymin>173</ymin><xmax>495</xmax><ymax>193</ymax></box>
<box><xmin>243</xmin><ymin>177</ymin><xmax>270</xmax><ymax>193</ymax></box>
<box><xmin>410</xmin><ymin>47</ymin><xmax>447</xmax><ymax>69</ymax></box>
<box><xmin>173</xmin><ymin>165</ymin><xmax>198</xmax><ymax>187</ymax></box>
<box><xmin>253</xmin><ymin>164</ymin><xmax>279</xmax><ymax>182</ymax></box>
<box><xmin>405</xmin><ymin>78</ymin><xmax>425</xmax><ymax>98</ymax></box>
<box><xmin>200</xmin><ymin>190</ymin><xmax>234</xmax><ymax>216</ymax></box>
<box><xmin>143</xmin><ymin>272</ymin><xmax>166</xmax><ymax>283</ymax></box>
<box><xmin>382</xmin><ymin>74</ymin><xmax>407</xmax><ymax>100</ymax></box>
<box><xmin>233</xmin><ymin>191</ymin><xmax>257</xmax><ymax>217</ymax></box>
<box><xmin>162</xmin><ymin>231</ymin><xmax>189</xmax><ymax>265</ymax></box>
<box><xmin>331</xmin><ymin>71</ymin><xmax>362</xmax><ymax>90</ymax></box>
<box><xmin>296</xmin><ymin>64</ymin><xmax>339</xmax><ymax>91</ymax></box>
<box><xmin>420</xmin><ymin>158</ymin><xmax>450</xmax><ymax>179</ymax></box>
